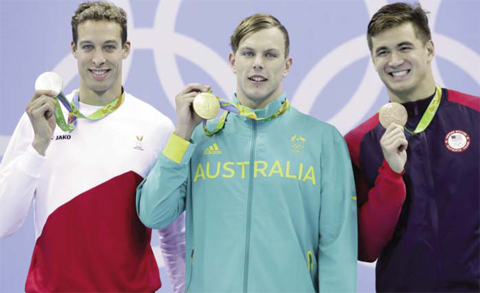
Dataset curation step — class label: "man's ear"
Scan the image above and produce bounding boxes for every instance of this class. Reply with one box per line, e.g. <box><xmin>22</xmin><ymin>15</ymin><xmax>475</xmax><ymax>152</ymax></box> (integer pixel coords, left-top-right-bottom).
<box><xmin>282</xmin><ymin>56</ymin><xmax>293</xmax><ymax>77</ymax></box>
<box><xmin>229</xmin><ymin>52</ymin><xmax>236</xmax><ymax>74</ymax></box>
<box><xmin>122</xmin><ymin>41</ymin><xmax>131</xmax><ymax>59</ymax></box>
<box><xmin>426</xmin><ymin>39</ymin><xmax>435</xmax><ymax>63</ymax></box>
<box><xmin>71</xmin><ymin>41</ymin><xmax>78</xmax><ymax>59</ymax></box>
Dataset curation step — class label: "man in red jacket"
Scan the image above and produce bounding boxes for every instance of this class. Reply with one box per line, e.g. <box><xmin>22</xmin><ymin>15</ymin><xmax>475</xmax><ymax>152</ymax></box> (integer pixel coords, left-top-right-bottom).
<box><xmin>345</xmin><ymin>2</ymin><xmax>479</xmax><ymax>292</ymax></box>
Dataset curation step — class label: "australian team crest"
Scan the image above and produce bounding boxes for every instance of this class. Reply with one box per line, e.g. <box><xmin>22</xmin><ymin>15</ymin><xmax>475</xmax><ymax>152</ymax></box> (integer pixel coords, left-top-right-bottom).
<box><xmin>291</xmin><ymin>134</ymin><xmax>306</xmax><ymax>154</ymax></box>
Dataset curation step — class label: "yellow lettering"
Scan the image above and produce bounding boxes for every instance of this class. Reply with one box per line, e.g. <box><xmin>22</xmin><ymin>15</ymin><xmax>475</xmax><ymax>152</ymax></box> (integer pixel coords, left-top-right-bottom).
<box><xmin>254</xmin><ymin>161</ymin><xmax>268</xmax><ymax>178</ymax></box>
<box><xmin>206</xmin><ymin>162</ymin><xmax>221</xmax><ymax>179</ymax></box>
<box><xmin>285</xmin><ymin>161</ymin><xmax>297</xmax><ymax>179</ymax></box>
<box><xmin>222</xmin><ymin>162</ymin><xmax>235</xmax><ymax>178</ymax></box>
<box><xmin>194</xmin><ymin>163</ymin><xmax>205</xmax><ymax>182</ymax></box>
<box><xmin>236</xmin><ymin>161</ymin><xmax>250</xmax><ymax>179</ymax></box>
<box><xmin>298</xmin><ymin>163</ymin><xmax>304</xmax><ymax>180</ymax></box>
<box><xmin>268</xmin><ymin>160</ymin><xmax>284</xmax><ymax>177</ymax></box>
<box><xmin>302</xmin><ymin>166</ymin><xmax>316</xmax><ymax>185</ymax></box>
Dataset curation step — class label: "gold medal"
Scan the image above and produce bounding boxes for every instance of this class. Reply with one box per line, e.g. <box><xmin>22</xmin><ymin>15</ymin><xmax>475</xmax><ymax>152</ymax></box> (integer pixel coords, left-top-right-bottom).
<box><xmin>35</xmin><ymin>72</ymin><xmax>63</xmax><ymax>96</ymax></box>
<box><xmin>193</xmin><ymin>92</ymin><xmax>220</xmax><ymax>120</ymax></box>
<box><xmin>379</xmin><ymin>102</ymin><xmax>408</xmax><ymax>128</ymax></box>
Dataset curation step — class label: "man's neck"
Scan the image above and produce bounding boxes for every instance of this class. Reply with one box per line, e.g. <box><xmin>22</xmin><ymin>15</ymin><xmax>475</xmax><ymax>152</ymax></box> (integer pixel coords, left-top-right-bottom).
<box><xmin>237</xmin><ymin>89</ymin><xmax>283</xmax><ymax>110</ymax></box>
<box><xmin>78</xmin><ymin>84</ymin><xmax>122</xmax><ymax>106</ymax></box>
<box><xmin>388</xmin><ymin>82</ymin><xmax>436</xmax><ymax>104</ymax></box>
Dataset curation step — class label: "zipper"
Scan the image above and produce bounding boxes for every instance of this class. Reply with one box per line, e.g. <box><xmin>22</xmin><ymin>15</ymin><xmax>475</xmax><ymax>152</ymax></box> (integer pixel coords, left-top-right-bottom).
<box><xmin>185</xmin><ymin>246</ymin><xmax>195</xmax><ymax>293</ymax></box>
<box><xmin>243</xmin><ymin>120</ymin><xmax>257</xmax><ymax>293</ymax></box>
<box><xmin>307</xmin><ymin>250</ymin><xmax>314</xmax><ymax>271</ymax></box>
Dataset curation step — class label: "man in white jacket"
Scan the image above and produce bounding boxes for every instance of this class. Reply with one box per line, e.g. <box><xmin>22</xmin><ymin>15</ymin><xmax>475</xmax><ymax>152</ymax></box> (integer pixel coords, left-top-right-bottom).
<box><xmin>0</xmin><ymin>2</ymin><xmax>184</xmax><ymax>292</ymax></box>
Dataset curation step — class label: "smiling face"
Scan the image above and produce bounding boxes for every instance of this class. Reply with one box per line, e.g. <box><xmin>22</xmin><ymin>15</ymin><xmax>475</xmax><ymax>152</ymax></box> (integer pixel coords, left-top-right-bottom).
<box><xmin>229</xmin><ymin>27</ymin><xmax>292</xmax><ymax>110</ymax></box>
<box><xmin>72</xmin><ymin>20</ymin><xmax>130</xmax><ymax>105</ymax></box>
<box><xmin>371</xmin><ymin>22</ymin><xmax>435</xmax><ymax>103</ymax></box>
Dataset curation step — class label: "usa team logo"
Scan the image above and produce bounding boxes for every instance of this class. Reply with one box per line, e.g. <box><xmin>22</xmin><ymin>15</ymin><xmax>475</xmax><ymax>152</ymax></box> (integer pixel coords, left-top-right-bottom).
<box><xmin>444</xmin><ymin>130</ymin><xmax>471</xmax><ymax>152</ymax></box>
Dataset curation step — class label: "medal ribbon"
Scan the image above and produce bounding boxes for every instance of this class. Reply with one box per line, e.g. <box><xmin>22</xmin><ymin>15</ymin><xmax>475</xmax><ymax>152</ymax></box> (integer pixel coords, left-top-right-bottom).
<box><xmin>203</xmin><ymin>92</ymin><xmax>290</xmax><ymax>136</ymax></box>
<box><xmin>53</xmin><ymin>89</ymin><xmax>125</xmax><ymax>132</ymax></box>
<box><xmin>404</xmin><ymin>85</ymin><xmax>442</xmax><ymax>135</ymax></box>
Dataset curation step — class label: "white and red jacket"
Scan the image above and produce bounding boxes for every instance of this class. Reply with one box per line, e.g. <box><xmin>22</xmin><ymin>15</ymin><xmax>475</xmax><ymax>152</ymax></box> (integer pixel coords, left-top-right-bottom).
<box><xmin>0</xmin><ymin>91</ymin><xmax>185</xmax><ymax>292</ymax></box>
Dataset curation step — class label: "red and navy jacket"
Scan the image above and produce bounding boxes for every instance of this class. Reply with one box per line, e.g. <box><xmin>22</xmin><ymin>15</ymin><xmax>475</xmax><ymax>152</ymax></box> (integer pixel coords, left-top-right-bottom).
<box><xmin>345</xmin><ymin>88</ymin><xmax>480</xmax><ymax>292</ymax></box>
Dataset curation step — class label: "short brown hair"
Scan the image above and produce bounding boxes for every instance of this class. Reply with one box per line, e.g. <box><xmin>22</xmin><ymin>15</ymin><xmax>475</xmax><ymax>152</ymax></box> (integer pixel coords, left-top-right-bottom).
<box><xmin>71</xmin><ymin>1</ymin><xmax>127</xmax><ymax>47</ymax></box>
<box><xmin>367</xmin><ymin>2</ymin><xmax>431</xmax><ymax>51</ymax></box>
<box><xmin>230</xmin><ymin>14</ymin><xmax>290</xmax><ymax>58</ymax></box>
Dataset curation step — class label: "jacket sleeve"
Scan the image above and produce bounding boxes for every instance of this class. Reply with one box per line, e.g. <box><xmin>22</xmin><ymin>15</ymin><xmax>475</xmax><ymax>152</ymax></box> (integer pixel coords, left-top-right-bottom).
<box><xmin>344</xmin><ymin>130</ymin><xmax>406</xmax><ymax>262</ymax></box>
<box><xmin>0</xmin><ymin>114</ymin><xmax>44</xmax><ymax>238</ymax></box>
<box><xmin>136</xmin><ymin>132</ymin><xmax>195</xmax><ymax>229</ymax></box>
<box><xmin>317</xmin><ymin>127</ymin><xmax>357</xmax><ymax>293</ymax></box>
<box><xmin>157</xmin><ymin>212</ymin><xmax>186</xmax><ymax>293</ymax></box>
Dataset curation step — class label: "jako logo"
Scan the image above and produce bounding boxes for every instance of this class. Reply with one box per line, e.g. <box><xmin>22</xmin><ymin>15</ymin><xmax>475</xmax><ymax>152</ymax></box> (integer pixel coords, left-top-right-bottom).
<box><xmin>52</xmin><ymin>135</ymin><xmax>71</xmax><ymax>140</ymax></box>
<box><xmin>203</xmin><ymin>143</ymin><xmax>221</xmax><ymax>155</ymax></box>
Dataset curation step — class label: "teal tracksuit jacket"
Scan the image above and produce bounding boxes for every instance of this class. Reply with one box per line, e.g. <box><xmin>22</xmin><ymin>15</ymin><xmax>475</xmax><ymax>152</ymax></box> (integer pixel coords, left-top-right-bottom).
<box><xmin>137</xmin><ymin>94</ymin><xmax>357</xmax><ymax>292</ymax></box>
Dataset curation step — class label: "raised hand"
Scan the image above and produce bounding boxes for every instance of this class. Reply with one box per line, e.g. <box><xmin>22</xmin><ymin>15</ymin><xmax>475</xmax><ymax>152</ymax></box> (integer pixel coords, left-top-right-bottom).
<box><xmin>173</xmin><ymin>83</ymin><xmax>211</xmax><ymax>141</ymax></box>
<box><xmin>380</xmin><ymin>123</ymin><xmax>408</xmax><ymax>174</ymax></box>
<box><xmin>26</xmin><ymin>90</ymin><xmax>58</xmax><ymax>156</ymax></box>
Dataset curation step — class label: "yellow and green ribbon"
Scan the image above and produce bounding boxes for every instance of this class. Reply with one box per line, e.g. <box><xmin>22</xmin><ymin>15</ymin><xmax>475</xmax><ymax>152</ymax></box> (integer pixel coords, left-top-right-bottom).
<box><xmin>53</xmin><ymin>89</ymin><xmax>125</xmax><ymax>132</ymax></box>
<box><xmin>202</xmin><ymin>93</ymin><xmax>290</xmax><ymax>136</ymax></box>
<box><xmin>404</xmin><ymin>85</ymin><xmax>442</xmax><ymax>135</ymax></box>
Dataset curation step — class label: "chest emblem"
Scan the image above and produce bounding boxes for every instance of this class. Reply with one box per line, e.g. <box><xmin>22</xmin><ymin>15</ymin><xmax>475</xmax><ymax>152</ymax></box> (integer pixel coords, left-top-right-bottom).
<box><xmin>134</xmin><ymin>135</ymin><xmax>144</xmax><ymax>151</ymax></box>
<box><xmin>291</xmin><ymin>134</ymin><xmax>306</xmax><ymax>154</ymax></box>
<box><xmin>444</xmin><ymin>130</ymin><xmax>470</xmax><ymax>152</ymax></box>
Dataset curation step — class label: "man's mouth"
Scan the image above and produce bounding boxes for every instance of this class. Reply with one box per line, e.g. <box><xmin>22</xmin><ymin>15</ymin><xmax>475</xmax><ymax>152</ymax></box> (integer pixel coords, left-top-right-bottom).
<box><xmin>89</xmin><ymin>69</ymin><xmax>110</xmax><ymax>79</ymax></box>
<box><xmin>388</xmin><ymin>70</ymin><xmax>410</xmax><ymax>78</ymax></box>
<box><xmin>249</xmin><ymin>75</ymin><xmax>268</xmax><ymax>82</ymax></box>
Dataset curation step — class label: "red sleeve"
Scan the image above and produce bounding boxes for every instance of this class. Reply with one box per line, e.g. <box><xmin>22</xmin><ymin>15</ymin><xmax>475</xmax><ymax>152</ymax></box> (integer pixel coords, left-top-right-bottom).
<box><xmin>447</xmin><ymin>89</ymin><xmax>480</xmax><ymax>112</ymax></box>
<box><xmin>345</xmin><ymin>115</ymin><xmax>406</xmax><ymax>262</ymax></box>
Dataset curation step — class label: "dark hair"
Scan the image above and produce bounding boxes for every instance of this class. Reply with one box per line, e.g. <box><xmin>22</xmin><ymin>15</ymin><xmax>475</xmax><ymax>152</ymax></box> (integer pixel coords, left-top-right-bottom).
<box><xmin>367</xmin><ymin>2</ymin><xmax>431</xmax><ymax>51</ymax></box>
<box><xmin>71</xmin><ymin>1</ymin><xmax>127</xmax><ymax>46</ymax></box>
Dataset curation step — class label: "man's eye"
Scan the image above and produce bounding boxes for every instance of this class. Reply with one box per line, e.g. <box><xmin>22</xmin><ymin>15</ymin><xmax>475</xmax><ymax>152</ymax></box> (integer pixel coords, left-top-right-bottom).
<box><xmin>105</xmin><ymin>45</ymin><xmax>116</xmax><ymax>51</ymax></box>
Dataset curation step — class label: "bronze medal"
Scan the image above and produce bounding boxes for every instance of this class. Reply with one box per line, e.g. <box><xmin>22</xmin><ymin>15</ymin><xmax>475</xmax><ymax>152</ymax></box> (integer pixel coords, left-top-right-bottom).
<box><xmin>379</xmin><ymin>102</ymin><xmax>408</xmax><ymax>128</ymax></box>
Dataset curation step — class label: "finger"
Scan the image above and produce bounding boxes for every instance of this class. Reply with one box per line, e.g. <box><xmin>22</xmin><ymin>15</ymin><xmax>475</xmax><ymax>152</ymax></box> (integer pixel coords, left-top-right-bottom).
<box><xmin>31</xmin><ymin>103</ymin><xmax>55</xmax><ymax>119</ymax></box>
<box><xmin>384</xmin><ymin>137</ymin><xmax>408</xmax><ymax>154</ymax></box>
<box><xmin>44</xmin><ymin>101</ymin><xmax>57</xmax><ymax>119</ymax></box>
<box><xmin>394</xmin><ymin>138</ymin><xmax>408</xmax><ymax>152</ymax></box>
<box><xmin>179</xmin><ymin>83</ymin><xmax>211</xmax><ymax>95</ymax></box>
<box><xmin>27</xmin><ymin>96</ymin><xmax>57</xmax><ymax>112</ymax></box>
<box><xmin>30</xmin><ymin>90</ymin><xmax>58</xmax><ymax>102</ymax></box>
<box><xmin>384</xmin><ymin>123</ymin><xmax>404</xmax><ymax>136</ymax></box>
<box><xmin>382</xmin><ymin>131</ymin><xmax>407</xmax><ymax>146</ymax></box>
<box><xmin>381</xmin><ymin>126</ymin><xmax>405</xmax><ymax>143</ymax></box>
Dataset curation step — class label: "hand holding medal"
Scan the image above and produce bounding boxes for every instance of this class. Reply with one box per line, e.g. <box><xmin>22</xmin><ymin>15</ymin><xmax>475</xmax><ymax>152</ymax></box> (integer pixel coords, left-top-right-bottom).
<box><xmin>378</xmin><ymin>102</ymin><xmax>409</xmax><ymax>174</ymax></box>
<box><xmin>34</xmin><ymin>71</ymin><xmax>125</xmax><ymax>133</ymax></box>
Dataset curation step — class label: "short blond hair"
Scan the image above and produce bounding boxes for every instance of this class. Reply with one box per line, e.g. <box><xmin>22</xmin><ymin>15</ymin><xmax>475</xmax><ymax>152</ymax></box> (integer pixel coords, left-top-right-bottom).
<box><xmin>230</xmin><ymin>14</ymin><xmax>290</xmax><ymax>58</ymax></box>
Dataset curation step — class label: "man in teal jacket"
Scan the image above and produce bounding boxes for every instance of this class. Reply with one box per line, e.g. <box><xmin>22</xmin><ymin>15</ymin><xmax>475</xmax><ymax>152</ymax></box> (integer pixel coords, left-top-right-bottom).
<box><xmin>137</xmin><ymin>14</ymin><xmax>357</xmax><ymax>292</ymax></box>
